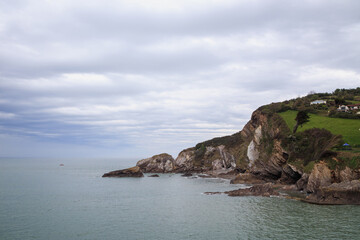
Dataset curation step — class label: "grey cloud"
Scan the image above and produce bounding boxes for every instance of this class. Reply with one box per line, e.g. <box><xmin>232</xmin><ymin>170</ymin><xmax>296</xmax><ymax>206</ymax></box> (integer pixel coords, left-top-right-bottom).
<box><xmin>0</xmin><ymin>0</ymin><xmax>359</xmax><ymax>157</ymax></box>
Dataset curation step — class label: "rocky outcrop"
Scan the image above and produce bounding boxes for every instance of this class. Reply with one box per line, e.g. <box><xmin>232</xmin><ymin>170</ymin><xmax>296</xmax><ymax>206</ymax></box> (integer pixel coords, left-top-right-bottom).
<box><xmin>136</xmin><ymin>153</ymin><xmax>175</xmax><ymax>173</ymax></box>
<box><xmin>305</xmin><ymin>180</ymin><xmax>360</xmax><ymax>205</ymax></box>
<box><xmin>306</xmin><ymin>162</ymin><xmax>332</xmax><ymax>193</ymax></box>
<box><xmin>102</xmin><ymin>104</ymin><xmax>359</xmax><ymax>205</ymax></box>
<box><xmin>339</xmin><ymin>167</ymin><xmax>359</xmax><ymax>182</ymax></box>
<box><xmin>295</xmin><ymin>173</ymin><xmax>309</xmax><ymax>191</ymax></box>
<box><xmin>279</xmin><ymin>164</ymin><xmax>302</xmax><ymax>184</ymax></box>
<box><xmin>225</xmin><ymin>183</ymin><xmax>279</xmax><ymax>197</ymax></box>
<box><xmin>174</xmin><ymin>148</ymin><xmax>195</xmax><ymax>172</ymax></box>
<box><xmin>102</xmin><ymin>166</ymin><xmax>144</xmax><ymax>178</ymax></box>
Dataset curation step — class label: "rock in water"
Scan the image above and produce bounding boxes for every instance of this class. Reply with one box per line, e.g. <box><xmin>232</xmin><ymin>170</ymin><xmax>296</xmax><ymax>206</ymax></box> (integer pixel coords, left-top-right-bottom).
<box><xmin>225</xmin><ymin>183</ymin><xmax>279</xmax><ymax>197</ymax></box>
<box><xmin>102</xmin><ymin>166</ymin><xmax>144</xmax><ymax>178</ymax></box>
<box><xmin>305</xmin><ymin>180</ymin><xmax>360</xmax><ymax>205</ymax></box>
<box><xmin>148</xmin><ymin>174</ymin><xmax>160</xmax><ymax>177</ymax></box>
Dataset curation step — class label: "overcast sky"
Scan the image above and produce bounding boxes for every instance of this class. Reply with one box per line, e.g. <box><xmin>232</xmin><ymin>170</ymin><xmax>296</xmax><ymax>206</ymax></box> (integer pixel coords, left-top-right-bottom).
<box><xmin>0</xmin><ymin>0</ymin><xmax>359</xmax><ymax>159</ymax></box>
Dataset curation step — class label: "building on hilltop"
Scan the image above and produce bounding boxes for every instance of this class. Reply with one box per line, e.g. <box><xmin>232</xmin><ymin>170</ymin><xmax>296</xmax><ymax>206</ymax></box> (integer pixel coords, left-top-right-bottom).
<box><xmin>347</xmin><ymin>104</ymin><xmax>360</xmax><ymax>111</ymax></box>
<box><xmin>337</xmin><ymin>105</ymin><xmax>349</xmax><ymax>112</ymax></box>
<box><xmin>310</xmin><ymin>100</ymin><xmax>327</xmax><ymax>105</ymax></box>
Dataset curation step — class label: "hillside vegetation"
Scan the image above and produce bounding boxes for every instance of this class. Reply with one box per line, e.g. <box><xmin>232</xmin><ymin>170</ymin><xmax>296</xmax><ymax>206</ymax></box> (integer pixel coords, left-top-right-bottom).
<box><xmin>279</xmin><ymin>110</ymin><xmax>360</xmax><ymax>145</ymax></box>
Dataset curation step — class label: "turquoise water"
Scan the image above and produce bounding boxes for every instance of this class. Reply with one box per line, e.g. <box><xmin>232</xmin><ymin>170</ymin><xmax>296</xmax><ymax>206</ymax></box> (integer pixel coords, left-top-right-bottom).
<box><xmin>1</xmin><ymin>158</ymin><xmax>360</xmax><ymax>240</ymax></box>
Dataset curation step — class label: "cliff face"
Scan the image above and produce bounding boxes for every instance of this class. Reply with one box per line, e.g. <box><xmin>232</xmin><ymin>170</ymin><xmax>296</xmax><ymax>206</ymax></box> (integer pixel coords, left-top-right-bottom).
<box><xmin>138</xmin><ymin>109</ymin><xmax>291</xmax><ymax>178</ymax></box>
<box><xmin>136</xmin><ymin>153</ymin><xmax>175</xmax><ymax>173</ymax></box>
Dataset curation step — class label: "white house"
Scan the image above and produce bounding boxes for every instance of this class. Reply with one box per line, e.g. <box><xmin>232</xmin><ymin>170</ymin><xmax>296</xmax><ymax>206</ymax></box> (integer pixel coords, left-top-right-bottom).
<box><xmin>310</xmin><ymin>100</ymin><xmax>327</xmax><ymax>105</ymax></box>
<box><xmin>347</xmin><ymin>104</ymin><xmax>360</xmax><ymax>110</ymax></box>
<box><xmin>337</xmin><ymin>105</ymin><xmax>349</xmax><ymax>112</ymax></box>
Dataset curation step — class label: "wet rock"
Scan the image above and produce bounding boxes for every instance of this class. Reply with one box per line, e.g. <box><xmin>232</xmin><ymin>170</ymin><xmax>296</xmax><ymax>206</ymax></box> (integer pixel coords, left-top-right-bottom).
<box><xmin>204</xmin><ymin>192</ymin><xmax>222</xmax><ymax>195</ymax></box>
<box><xmin>102</xmin><ymin>166</ymin><xmax>144</xmax><ymax>178</ymax></box>
<box><xmin>148</xmin><ymin>174</ymin><xmax>160</xmax><ymax>177</ymax></box>
<box><xmin>304</xmin><ymin>180</ymin><xmax>360</xmax><ymax>205</ymax></box>
<box><xmin>225</xmin><ymin>183</ymin><xmax>279</xmax><ymax>197</ymax></box>
<box><xmin>181</xmin><ymin>172</ymin><xmax>193</xmax><ymax>177</ymax></box>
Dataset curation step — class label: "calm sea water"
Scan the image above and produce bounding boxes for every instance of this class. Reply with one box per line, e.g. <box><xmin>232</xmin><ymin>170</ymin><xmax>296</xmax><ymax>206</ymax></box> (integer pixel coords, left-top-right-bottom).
<box><xmin>1</xmin><ymin>158</ymin><xmax>360</xmax><ymax>240</ymax></box>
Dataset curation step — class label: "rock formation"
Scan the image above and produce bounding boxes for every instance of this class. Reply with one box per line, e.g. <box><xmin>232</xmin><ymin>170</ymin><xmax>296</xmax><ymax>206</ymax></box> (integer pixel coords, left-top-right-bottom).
<box><xmin>102</xmin><ymin>166</ymin><xmax>144</xmax><ymax>178</ymax></box>
<box><xmin>136</xmin><ymin>153</ymin><xmax>175</xmax><ymax>173</ymax></box>
<box><xmin>304</xmin><ymin>180</ymin><xmax>360</xmax><ymax>205</ymax></box>
<box><xmin>225</xmin><ymin>183</ymin><xmax>279</xmax><ymax>197</ymax></box>
<box><xmin>103</xmin><ymin>104</ymin><xmax>360</xmax><ymax>204</ymax></box>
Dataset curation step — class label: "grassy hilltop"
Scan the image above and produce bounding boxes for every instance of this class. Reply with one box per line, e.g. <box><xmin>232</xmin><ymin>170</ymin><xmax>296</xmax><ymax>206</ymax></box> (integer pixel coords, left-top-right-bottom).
<box><xmin>261</xmin><ymin>87</ymin><xmax>360</xmax><ymax>146</ymax></box>
<box><xmin>279</xmin><ymin>110</ymin><xmax>360</xmax><ymax>145</ymax></box>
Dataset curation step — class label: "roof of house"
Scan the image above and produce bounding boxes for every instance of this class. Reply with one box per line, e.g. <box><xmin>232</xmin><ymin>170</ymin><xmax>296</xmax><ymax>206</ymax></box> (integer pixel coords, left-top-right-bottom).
<box><xmin>347</xmin><ymin>103</ymin><xmax>360</xmax><ymax>107</ymax></box>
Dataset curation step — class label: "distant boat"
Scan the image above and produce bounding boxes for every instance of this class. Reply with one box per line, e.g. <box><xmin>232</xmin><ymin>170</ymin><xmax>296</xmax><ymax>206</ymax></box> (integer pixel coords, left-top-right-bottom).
<box><xmin>59</xmin><ymin>164</ymin><xmax>64</xmax><ymax>166</ymax></box>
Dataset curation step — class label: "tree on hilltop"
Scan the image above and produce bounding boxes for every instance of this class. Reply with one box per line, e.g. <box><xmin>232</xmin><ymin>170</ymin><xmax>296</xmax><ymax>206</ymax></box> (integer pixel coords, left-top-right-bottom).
<box><xmin>293</xmin><ymin>110</ymin><xmax>310</xmax><ymax>134</ymax></box>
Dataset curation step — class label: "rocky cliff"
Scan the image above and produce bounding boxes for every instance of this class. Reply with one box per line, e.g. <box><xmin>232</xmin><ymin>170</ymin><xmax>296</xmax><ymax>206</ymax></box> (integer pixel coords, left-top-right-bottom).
<box><xmin>107</xmin><ymin>107</ymin><xmax>360</xmax><ymax>204</ymax></box>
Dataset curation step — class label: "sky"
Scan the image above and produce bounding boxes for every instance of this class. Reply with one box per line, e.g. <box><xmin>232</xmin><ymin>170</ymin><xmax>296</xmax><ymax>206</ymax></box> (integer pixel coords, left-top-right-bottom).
<box><xmin>0</xmin><ymin>0</ymin><xmax>359</xmax><ymax>159</ymax></box>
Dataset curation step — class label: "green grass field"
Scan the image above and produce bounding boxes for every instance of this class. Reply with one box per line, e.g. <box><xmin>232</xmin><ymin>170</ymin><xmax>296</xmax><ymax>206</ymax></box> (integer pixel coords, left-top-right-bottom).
<box><xmin>279</xmin><ymin>110</ymin><xmax>360</xmax><ymax>145</ymax></box>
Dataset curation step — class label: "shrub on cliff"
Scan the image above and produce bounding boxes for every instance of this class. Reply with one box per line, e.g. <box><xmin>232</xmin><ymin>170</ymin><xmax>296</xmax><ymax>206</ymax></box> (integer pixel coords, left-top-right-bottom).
<box><xmin>283</xmin><ymin>128</ymin><xmax>343</xmax><ymax>166</ymax></box>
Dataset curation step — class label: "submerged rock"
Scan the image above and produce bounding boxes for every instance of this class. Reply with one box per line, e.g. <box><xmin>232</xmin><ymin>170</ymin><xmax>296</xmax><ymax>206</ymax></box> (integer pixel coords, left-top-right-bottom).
<box><xmin>102</xmin><ymin>166</ymin><xmax>144</xmax><ymax>178</ymax></box>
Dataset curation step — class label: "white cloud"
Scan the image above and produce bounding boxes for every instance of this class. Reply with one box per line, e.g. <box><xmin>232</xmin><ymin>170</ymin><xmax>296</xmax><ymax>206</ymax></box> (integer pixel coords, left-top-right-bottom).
<box><xmin>0</xmin><ymin>111</ymin><xmax>16</xmax><ymax>119</ymax></box>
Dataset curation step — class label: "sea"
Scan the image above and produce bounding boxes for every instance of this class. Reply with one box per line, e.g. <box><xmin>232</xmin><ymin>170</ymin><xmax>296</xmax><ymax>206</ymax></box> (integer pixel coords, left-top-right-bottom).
<box><xmin>1</xmin><ymin>158</ymin><xmax>360</xmax><ymax>240</ymax></box>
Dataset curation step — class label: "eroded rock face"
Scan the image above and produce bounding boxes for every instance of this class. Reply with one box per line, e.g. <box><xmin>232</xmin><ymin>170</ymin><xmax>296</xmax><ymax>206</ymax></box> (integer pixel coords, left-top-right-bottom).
<box><xmin>174</xmin><ymin>148</ymin><xmax>195</xmax><ymax>172</ymax></box>
<box><xmin>339</xmin><ymin>167</ymin><xmax>359</xmax><ymax>182</ymax></box>
<box><xmin>306</xmin><ymin>162</ymin><xmax>331</xmax><ymax>193</ymax></box>
<box><xmin>296</xmin><ymin>173</ymin><xmax>309</xmax><ymax>191</ymax></box>
<box><xmin>136</xmin><ymin>153</ymin><xmax>174</xmax><ymax>173</ymax></box>
<box><xmin>102</xmin><ymin>166</ymin><xmax>144</xmax><ymax>178</ymax></box>
<box><xmin>247</xmin><ymin>140</ymin><xmax>259</xmax><ymax>167</ymax></box>
<box><xmin>305</xmin><ymin>180</ymin><xmax>360</xmax><ymax>205</ymax></box>
<box><xmin>279</xmin><ymin>164</ymin><xmax>302</xmax><ymax>184</ymax></box>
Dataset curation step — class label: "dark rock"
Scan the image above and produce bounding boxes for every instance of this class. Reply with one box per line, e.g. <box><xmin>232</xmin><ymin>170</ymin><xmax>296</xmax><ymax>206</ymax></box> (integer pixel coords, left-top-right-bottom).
<box><xmin>181</xmin><ymin>172</ymin><xmax>193</xmax><ymax>177</ymax></box>
<box><xmin>225</xmin><ymin>183</ymin><xmax>279</xmax><ymax>197</ymax></box>
<box><xmin>304</xmin><ymin>180</ymin><xmax>360</xmax><ymax>205</ymax></box>
<box><xmin>295</xmin><ymin>173</ymin><xmax>309</xmax><ymax>191</ymax></box>
<box><xmin>102</xmin><ymin>166</ymin><xmax>144</xmax><ymax>178</ymax></box>
<box><xmin>148</xmin><ymin>174</ymin><xmax>160</xmax><ymax>177</ymax></box>
<box><xmin>279</xmin><ymin>164</ymin><xmax>302</xmax><ymax>184</ymax></box>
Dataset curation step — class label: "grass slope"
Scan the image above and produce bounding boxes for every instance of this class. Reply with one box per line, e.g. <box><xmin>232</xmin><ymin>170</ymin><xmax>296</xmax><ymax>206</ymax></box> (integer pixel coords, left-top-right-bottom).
<box><xmin>279</xmin><ymin>110</ymin><xmax>360</xmax><ymax>145</ymax></box>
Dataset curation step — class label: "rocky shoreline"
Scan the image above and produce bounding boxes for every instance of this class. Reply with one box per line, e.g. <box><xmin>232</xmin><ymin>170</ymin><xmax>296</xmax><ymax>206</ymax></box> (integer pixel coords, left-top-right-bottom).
<box><xmin>103</xmin><ymin>108</ymin><xmax>360</xmax><ymax>205</ymax></box>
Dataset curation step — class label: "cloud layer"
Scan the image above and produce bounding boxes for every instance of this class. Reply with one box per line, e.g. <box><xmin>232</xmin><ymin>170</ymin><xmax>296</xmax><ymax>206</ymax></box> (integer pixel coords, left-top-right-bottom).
<box><xmin>0</xmin><ymin>0</ymin><xmax>359</xmax><ymax>158</ymax></box>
